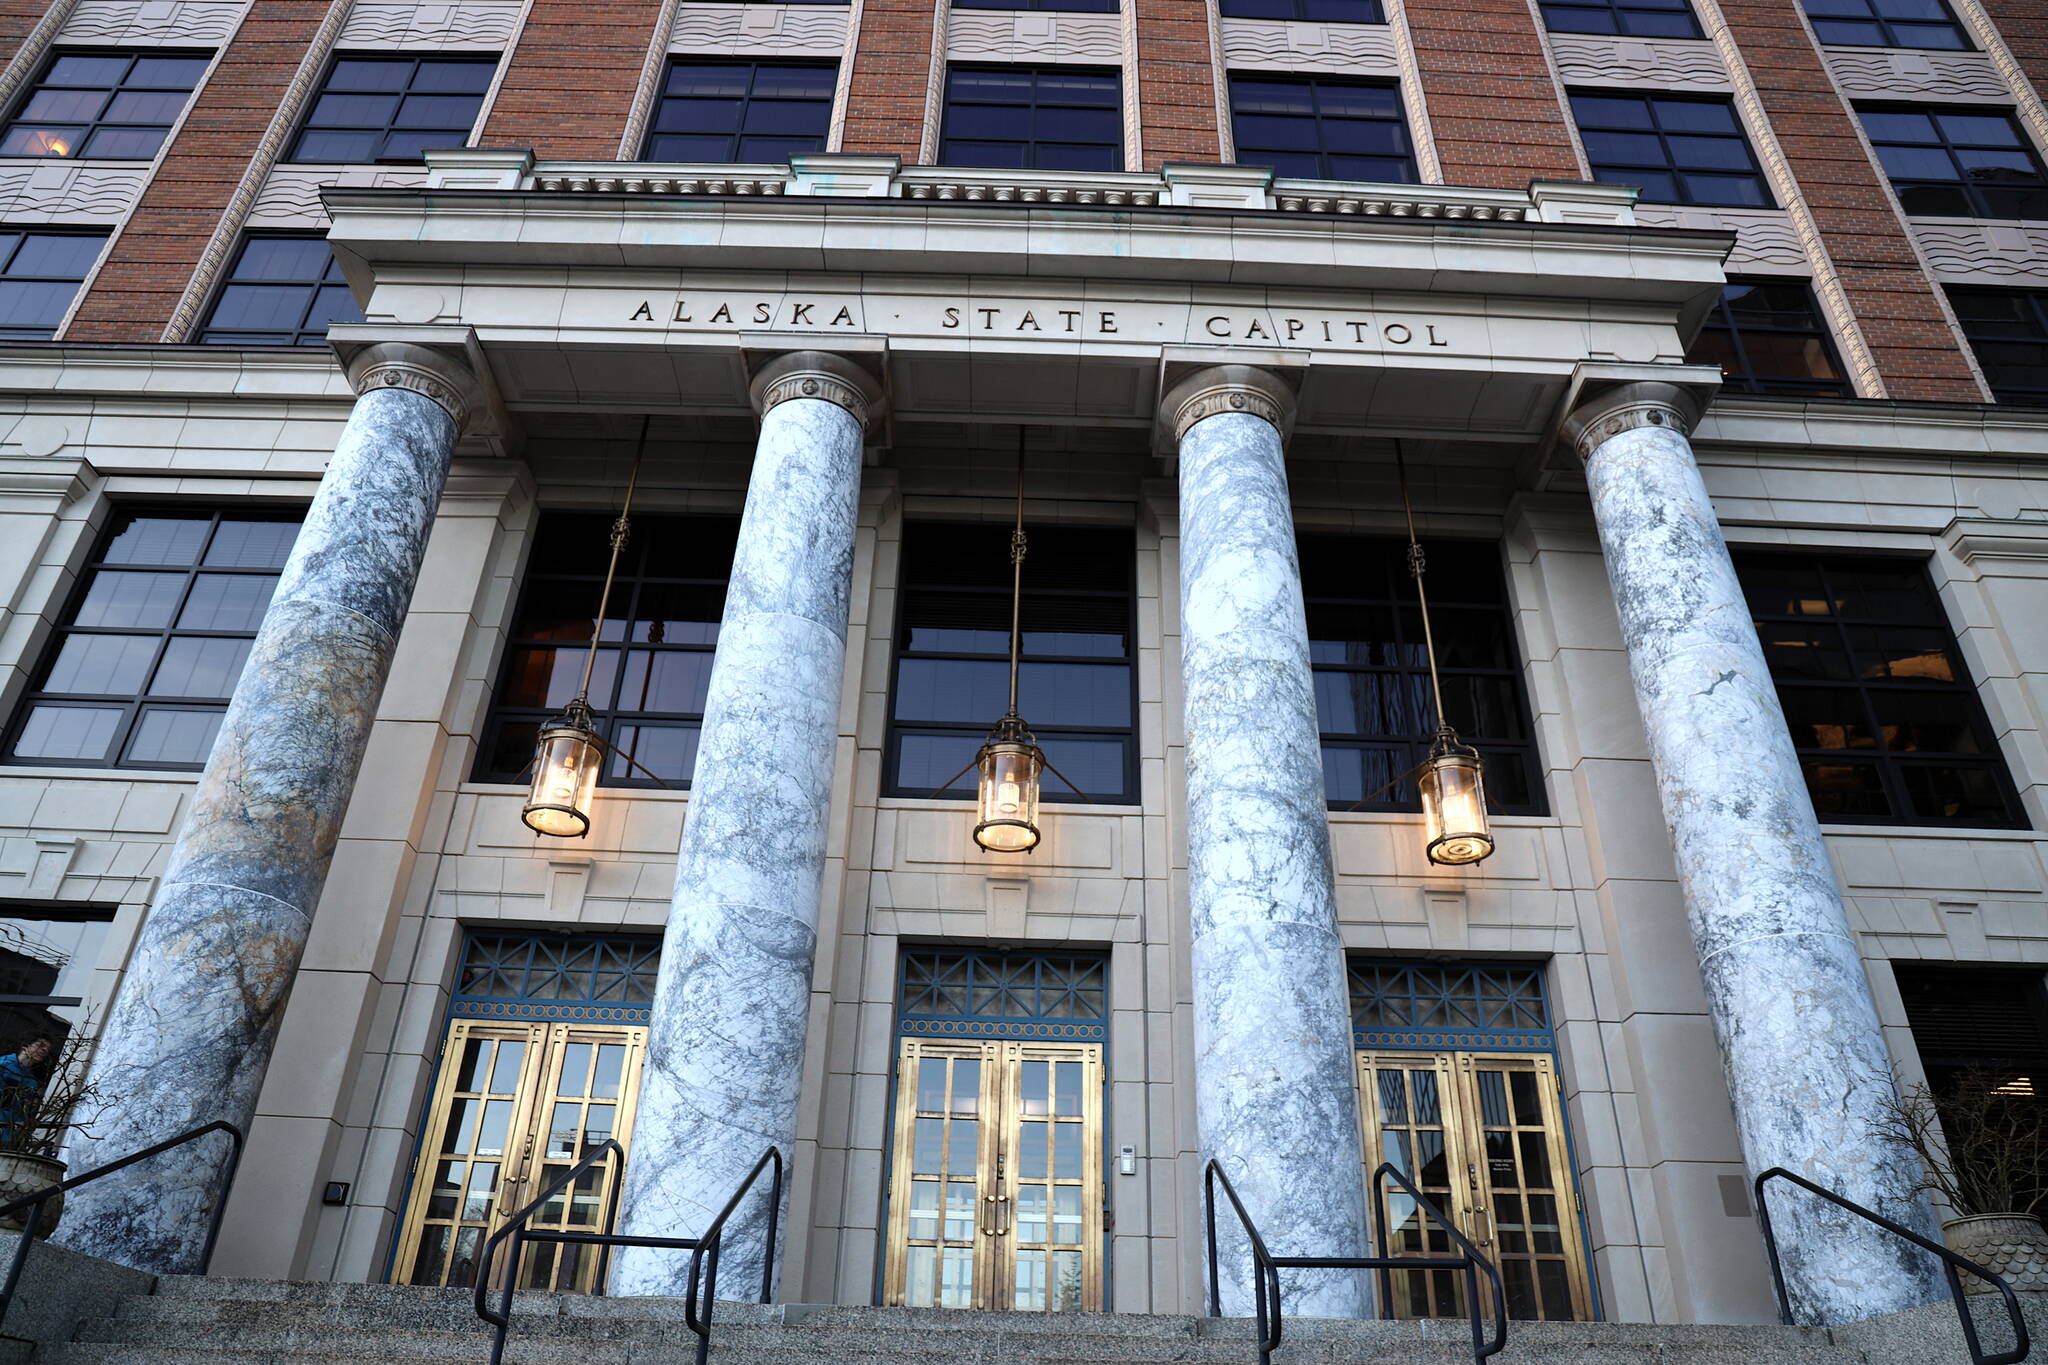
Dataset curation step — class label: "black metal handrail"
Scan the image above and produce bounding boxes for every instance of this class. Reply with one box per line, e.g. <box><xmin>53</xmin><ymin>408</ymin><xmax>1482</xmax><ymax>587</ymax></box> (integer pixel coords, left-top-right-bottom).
<box><xmin>1203</xmin><ymin>1159</ymin><xmax>1508</xmax><ymax>1365</ymax></box>
<box><xmin>1755</xmin><ymin>1167</ymin><xmax>2031</xmax><ymax>1365</ymax></box>
<box><xmin>0</xmin><ymin>1119</ymin><xmax>245</xmax><ymax>1321</ymax></box>
<box><xmin>475</xmin><ymin>1142</ymin><xmax>784</xmax><ymax>1365</ymax></box>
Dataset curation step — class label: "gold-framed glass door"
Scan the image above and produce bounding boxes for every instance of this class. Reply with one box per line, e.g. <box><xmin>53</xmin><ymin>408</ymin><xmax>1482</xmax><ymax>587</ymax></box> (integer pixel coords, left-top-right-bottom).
<box><xmin>396</xmin><ymin>1018</ymin><xmax>646</xmax><ymax>1292</ymax></box>
<box><xmin>883</xmin><ymin>1036</ymin><xmax>1105</xmax><ymax>1312</ymax></box>
<box><xmin>1357</xmin><ymin>1050</ymin><xmax>1592</xmax><ymax>1322</ymax></box>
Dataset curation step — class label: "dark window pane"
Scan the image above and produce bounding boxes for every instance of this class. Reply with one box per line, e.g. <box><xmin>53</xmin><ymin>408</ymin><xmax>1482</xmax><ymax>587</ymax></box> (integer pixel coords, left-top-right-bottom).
<box><xmin>942</xmin><ymin>66</ymin><xmax>1124</xmax><ymax>171</ymax></box>
<box><xmin>199</xmin><ymin>234</ymin><xmax>361</xmax><ymax>346</ymax></box>
<box><xmin>646</xmin><ymin>61</ymin><xmax>834</xmax><ymax>162</ymax></box>
<box><xmin>11</xmin><ymin>704</ymin><xmax>122</xmax><ymax>761</ymax></box>
<box><xmin>1575</xmin><ymin>94</ymin><xmax>1768</xmax><ymax>206</ymax></box>
<box><xmin>1229</xmin><ymin>74</ymin><xmax>1414</xmax><ymax>182</ymax></box>
<box><xmin>2</xmin><ymin>49</ymin><xmax>200</xmax><ymax>162</ymax></box>
<box><xmin>124</xmin><ymin>706</ymin><xmax>223</xmax><ymax>765</ymax></box>
<box><xmin>288</xmin><ymin>56</ymin><xmax>492</xmax><ymax>161</ymax></box>
<box><xmin>1685</xmin><ymin>279</ymin><xmax>1849</xmax><ymax>397</ymax></box>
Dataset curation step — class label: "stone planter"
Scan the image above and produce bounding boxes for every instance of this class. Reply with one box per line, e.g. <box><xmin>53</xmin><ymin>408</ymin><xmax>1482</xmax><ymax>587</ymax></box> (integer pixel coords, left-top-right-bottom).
<box><xmin>1942</xmin><ymin>1213</ymin><xmax>2048</xmax><ymax>1294</ymax></box>
<box><xmin>0</xmin><ymin>1152</ymin><xmax>64</xmax><ymax>1237</ymax></box>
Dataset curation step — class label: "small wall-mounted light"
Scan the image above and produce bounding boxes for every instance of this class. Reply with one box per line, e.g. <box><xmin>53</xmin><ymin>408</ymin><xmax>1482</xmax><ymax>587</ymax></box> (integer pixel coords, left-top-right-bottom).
<box><xmin>322</xmin><ymin>1181</ymin><xmax>350</xmax><ymax>1206</ymax></box>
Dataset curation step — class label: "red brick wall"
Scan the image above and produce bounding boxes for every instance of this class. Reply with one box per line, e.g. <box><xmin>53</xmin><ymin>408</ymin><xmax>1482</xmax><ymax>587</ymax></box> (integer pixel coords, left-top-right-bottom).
<box><xmin>0</xmin><ymin>0</ymin><xmax>54</xmax><ymax>79</ymax></box>
<box><xmin>1400</xmin><ymin>0</ymin><xmax>1583</xmax><ymax>188</ymax></box>
<box><xmin>1972</xmin><ymin>0</ymin><xmax>2048</xmax><ymax>121</ymax></box>
<box><xmin>66</xmin><ymin>0</ymin><xmax>331</xmax><ymax>342</ymax></box>
<box><xmin>1133</xmin><ymin>0</ymin><xmax>1219</xmax><ymax>169</ymax></box>
<box><xmin>480</xmin><ymin>0</ymin><xmax>663</xmax><ymax>159</ymax></box>
<box><xmin>838</xmin><ymin>0</ymin><xmax>937</xmax><ymax>160</ymax></box>
<box><xmin>1713</xmin><ymin>0</ymin><xmax>1983</xmax><ymax>400</ymax></box>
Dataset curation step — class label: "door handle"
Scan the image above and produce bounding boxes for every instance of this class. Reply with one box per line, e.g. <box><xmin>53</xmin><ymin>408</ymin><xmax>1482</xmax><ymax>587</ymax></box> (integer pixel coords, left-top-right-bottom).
<box><xmin>1473</xmin><ymin>1206</ymin><xmax>1492</xmax><ymax>1247</ymax></box>
<box><xmin>981</xmin><ymin>1193</ymin><xmax>1010</xmax><ymax>1237</ymax></box>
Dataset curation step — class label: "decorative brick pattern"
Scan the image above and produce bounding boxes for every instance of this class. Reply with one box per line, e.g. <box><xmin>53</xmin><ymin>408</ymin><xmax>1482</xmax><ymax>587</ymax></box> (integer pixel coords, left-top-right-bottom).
<box><xmin>480</xmin><ymin>0</ymin><xmax>664</xmax><ymax>159</ymax></box>
<box><xmin>840</xmin><ymin>0</ymin><xmax>940</xmax><ymax>159</ymax></box>
<box><xmin>1711</xmin><ymin>0</ymin><xmax>1984</xmax><ymax>401</ymax></box>
<box><xmin>1399</xmin><ymin>0</ymin><xmax>1583</xmax><ymax>188</ymax></box>
<box><xmin>63</xmin><ymin>0</ymin><xmax>331</xmax><ymax>342</ymax></box>
<box><xmin>1131</xmin><ymin>0</ymin><xmax>1220</xmax><ymax>168</ymax></box>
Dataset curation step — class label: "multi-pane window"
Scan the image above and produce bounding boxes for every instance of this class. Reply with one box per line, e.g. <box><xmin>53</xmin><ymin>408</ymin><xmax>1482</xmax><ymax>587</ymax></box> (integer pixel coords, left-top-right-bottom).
<box><xmin>1301</xmin><ymin>535</ymin><xmax>1541</xmax><ymax>814</ymax></box>
<box><xmin>1805</xmin><ymin>0</ymin><xmax>1969</xmax><ymax>49</ymax></box>
<box><xmin>1219</xmin><ymin>0</ymin><xmax>1384</xmax><ymax>21</ymax></box>
<box><xmin>1572</xmin><ymin>93</ymin><xmax>1769</xmax><ymax>207</ymax></box>
<box><xmin>940</xmin><ymin>68</ymin><xmax>1123</xmax><ymax>172</ymax></box>
<box><xmin>1737</xmin><ymin>552</ymin><xmax>2022</xmax><ymax>827</ymax></box>
<box><xmin>287</xmin><ymin>55</ymin><xmax>493</xmax><ymax>163</ymax></box>
<box><xmin>1229</xmin><ymin>76</ymin><xmax>1415</xmax><ymax>183</ymax></box>
<box><xmin>1947</xmin><ymin>286</ymin><xmax>2048</xmax><ymax>404</ymax></box>
<box><xmin>887</xmin><ymin>522</ymin><xmax>1137</xmax><ymax>805</ymax></box>
<box><xmin>6</xmin><ymin>508</ymin><xmax>300</xmax><ymax>770</ymax></box>
<box><xmin>0</xmin><ymin>51</ymin><xmax>208</xmax><ymax>160</ymax></box>
<box><xmin>955</xmin><ymin>0</ymin><xmax>1115</xmax><ymax>13</ymax></box>
<box><xmin>476</xmin><ymin>513</ymin><xmax>738</xmax><ymax>790</ymax></box>
<box><xmin>1687</xmin><ymin>279</ymin><xmax>1850</xmax><ymax>397</ymax></box>
<box><xmin>645</xmin><ymin>62</ymin><xmax>836</xmax><ymax>163</ymax></box>
<box><xmin>0</xmin><ymin>907</ymin><xmax>113</xmax><ymax>1049</ymax></box>
<box><xmin>1859</xmin><ymin>106</ymin><xmax>2048</xmax><ymax>219</ymax></box>
<box><xmin>0</xmin><ymin>230</ymin><xmax>104</xmax><ymax>340</ymax></box>
<box><xmin>1540</xmin><ymin>0</ymin><xmax>1702</xmax><ymax>39</ymax></box>
<box><xmin>197</xmin><ymin>235</ymin><xmax>361</xmax><ymax>346</ymax></box>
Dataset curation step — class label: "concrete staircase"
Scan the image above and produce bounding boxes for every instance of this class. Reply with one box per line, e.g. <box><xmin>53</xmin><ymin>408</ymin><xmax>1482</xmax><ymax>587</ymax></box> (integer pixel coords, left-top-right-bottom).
<box><xmin>28</xmin><ymin>1275</ymin><xmax>2020</xmax><ymax>1365</ymax></box>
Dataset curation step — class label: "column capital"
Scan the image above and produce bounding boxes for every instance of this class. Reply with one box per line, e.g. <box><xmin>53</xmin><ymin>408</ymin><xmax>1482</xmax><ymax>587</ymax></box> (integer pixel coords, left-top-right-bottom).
<box><xmin>344</xmin><ymin>341</ymin><xmax>477</xmax><ymax>430</ymax></box>
<box><xmin>331</xmin><ymin>325</ymin><xmax>506</xmax><ymax>443</ymax></box>
<box><xmin>750</xmin><ymin>350</ymin><xmax>886</xmax><ymax>429</ymax></box>
<box><xmin>1561</xmin><ymin>379</ymin><xmax>1706</xmax><ymax>463</ymax></box>
<box><xmin>1159</xmin><ymin>364</ymin><xmax>1296</xmax><ymax>446</ymax></box>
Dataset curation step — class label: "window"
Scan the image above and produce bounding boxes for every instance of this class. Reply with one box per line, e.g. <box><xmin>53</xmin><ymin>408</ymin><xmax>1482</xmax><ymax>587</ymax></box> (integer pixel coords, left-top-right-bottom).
<box><xmin>1805</xmin><ymin>0</ymin><xmax>1969</xmax><ymax>49</ymax></box>
<box><xmin>1948</xmin><ymin>286</ymin><xmax>2048</xmax><ymax>404</ymax></box>
<box><xmin>1540</xmin><ymin>0</ymin><xmax>1702</xmax><ymax>39</ymax></box>
<box><xmin>645</xmin><ymin>62</ymin><xmax>836</xmax><ymax>163</ymax></box>
<box><xmin>0</xmin><ymin>907</ymin><xmax>112</xmax><ymax>1049</ymax></box>
<box><xmin>1229</xmin><ymin>76</ymin><xmax>1415</xmax><ymax>182</ymax></box>
<box><xmin>940</xmin><ymin>67</ymin><xmax>1123</xmax><ymax>172</ymax></box>
<box><xmin>0</xmin><ymin>230</ymin><xmax>103</xmax><ymax>339</ymax></box>
<box><xmin>0</xmin><ymin>50</ymin><xmax>208</xmax><ymax>159</ymax></box>
<box><xmin>887</xmin><ymin>522</ymin><xmax>1136</xmax><ymax>805</ymax></box>
<box><xmin>476</xmin><ymin>512</ymin><xmax>738</xmax><ymax>789</ymax></box>
<box><xmin>455</xmin><ymin>932</ymin><xmax>660</xmax><ymax>1009</ymax></box>
<box><xmin>1572</xmin><ymin>93</ymin><xmax>1769</xmax><ymax>207</ymax></box>
<box><xmin>955</xmin><ymin>0</ymin><xmax>1116</xmax><ymax>12</ymax></box>
<box><xmin>197</xmin><ymin>235</ymin><xmax>361</xmax><ymax>346</ymax></box>
<box><xmin>1349</xmin><ymin>961</ymin><xmax>1550</xmax><ymax>1038</ymax></box>
<box><xmin>1301</xmin><ymin>535</ymin><xmax>1541</xmax><ymax>813</ymax></box>
<box><xmin>7</xmin><ymin>508</ymin><xmax>301</xmax><ymax>770</ymax></box>
<box><xmin>1859</xmin><ymin>106</ymin><xmax>2048</xmax><ymax>219</ymax></box>
<box><xmin>1219</xmin><ymin>0</ymin><xmax>1384</xmax><ymax>21</ymax></box>
<box><xmin>1897</xmin><ymin>965</ymin><xmax>2048</xmax><ymax>1100</ymax></box>
<box><xmin>287</xmin><ymin>55</ymin><xmax>492</xmax><ymax>163</ymax></box>
<box><xmin>1736</xmin><ymin>552</ymin><xmax>2023</xmax><ymax>827</ymax></box>
<box><xmin>898</xmin><ymin>950</ymin><xmax>1107</xmax><ymax>1026</ymax></box>
<box><xmin>1687</xmin><ymin>279</ymin><xmax>1849</xmax><ymax>397</ymax></box>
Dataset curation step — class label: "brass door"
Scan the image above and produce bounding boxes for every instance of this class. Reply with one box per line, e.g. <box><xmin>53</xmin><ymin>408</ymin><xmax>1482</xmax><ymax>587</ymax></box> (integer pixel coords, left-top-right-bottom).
<box><xmin>395</xmin><ymin>1019</ymin><xmax>646</xmax><ymax>1292</ymax></box>
<box><xmin>883</xmin><ymin>1037</ymin><xmax>1105</xmax><ymax>1312</ymax></box>
<box><xmin>1357</xmin><ymin>1051</ymin><xmax>1592</xmax><ymax>1322</ymax></box>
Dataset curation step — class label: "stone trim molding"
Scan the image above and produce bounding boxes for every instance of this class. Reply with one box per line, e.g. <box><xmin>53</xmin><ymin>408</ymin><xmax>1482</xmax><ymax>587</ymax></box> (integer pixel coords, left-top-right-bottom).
<box><xmin>1160</xmin><ymin>364</ymin><xmax>1297</xmax><ymax>444</ymax></box>
<box><xmin>346</xmin><ymin>340</ymin><xmax>481</xmax><ymax>431</ymax></box>
<box><xmin>617</xmin><ymin>0</ymin><xmax>686</xmax><ymax>158</ymax></box>
<box><xmin>1562</xmin><ymin>380</ymin><xmax>1705</xmax><ymax>460</ymax></box>
<box><xmin>1947</xmin><ymin>0</ymin><xmax>2048</xmax><ymax>162</ymax></box>
<box><xmin>750</xmin><ymin>350</ymin><xmax>884</xmax><ymax>428</ymax></box>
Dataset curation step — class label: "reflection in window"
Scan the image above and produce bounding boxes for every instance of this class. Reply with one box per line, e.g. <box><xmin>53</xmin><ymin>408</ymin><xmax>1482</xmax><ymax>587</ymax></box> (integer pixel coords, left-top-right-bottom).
<box><xmin>1735</xmin><ymin>552</ymin><xmax>2022</xmax><ymax>826</ymax></box>
<box><xmin>887</xmin><ymin>522</ymin><xmax>1136</xmax><ymax>804</ymax></box>
<box><xmin>0</xmin><ymin>50</ymin><xmax>208</xmax><ymax>159</ymax></box>
<box><xmin>287</xmin><ymin>55</ymin><xmax>494</xmax><ymax>163</ymax></box>
<box><xmin>0</xmin><ymin>230</ymin><xmax>105</xmax><ymax>339</ymax></box>
<box><xmin>1948</xmin><ymin>285</ymin><xmax>2048</xmax><ymax>404</ymax></box>
<box><xmin>1687</xmin><ymin>279</ymin><xmax>1849</xmax><ymax>397</ymax></box>
<box><xmin>1859</xmin><ymin>106</ymin><xmax>2048</xmax><ymax>220</ymax></box>
<box><xmin>0</xmin><ymin>908</ymin><xmax>112</xmax><ymax>1053</ymax></box>
<box><xmin>475</xmin><ymin>513</ymin><xmax>738</xmax><ymax>790</ymax></box>
<box><xmin>198</xmin><ymin>234</ymin><xmax>361</xmax><ymax>346</ymax></box>
<box><xmin>1300</xmin><ymin>534</ymin><xmax>1542</xmax><ymax>813</ymax></box>
<box><xmin>6</xmin><ymin>508</ymin><xmax>301</xmax><ymax>770</ymax></box>
<box><xmin>1229</xmin><ymin>75</ymin><xmax>1415</xmax><ymax>183</ymax></box>
<box><xmin>1540</xmin><ymin>0</ymin><xmax>1701</xmax><ymax>39</ymax></box>
<box><xmin>1219</xmin><ymin>0</ymin><xmax>1383</xmax><ymax>20</ymax></box>
<box><xmin>1571</xmin><ymin>92</ymin><xmax>1770</xmax><ymax>207</ymax></box>
<box><xmin>1805</xmin><ymin>0</ymin><xmax>1969</xmax><ymax>49</ymax></box>
<box><xmin>940</xmin><ymin>67</ymin><xmax>1123</xmax><ymax>172</ymax></box>
<box><xmin>644</xmin><ymin>61</ymin><xmax>836</xmax><ymax>163</ymax></box>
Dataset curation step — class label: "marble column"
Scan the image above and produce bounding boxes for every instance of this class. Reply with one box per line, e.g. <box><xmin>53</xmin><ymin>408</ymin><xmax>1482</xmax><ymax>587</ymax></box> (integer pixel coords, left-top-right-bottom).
<box><xmin>1169</xmin><ymin>366</ymin><xmax>1372</xmax><ymax>1319</ymax></box>
<box><xmin>1568</xmin><ymin>382</ymin><xmax>1943</xmax><ymax>1325</ymax></box>
<box><xmin>611</xmin><ymin>351</ymin><xmax>875</xmax><ymax>1297</ymax></box>
<box><xmin>59</xmin><ymin>342</ymin><xmax>478</xmax><ymax>1274</ymax></box>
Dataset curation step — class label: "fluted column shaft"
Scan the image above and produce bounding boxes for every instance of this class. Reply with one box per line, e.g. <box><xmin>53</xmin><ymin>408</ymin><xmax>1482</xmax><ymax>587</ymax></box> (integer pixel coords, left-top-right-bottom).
<box><xmin>59</xmin><ymin>344</ymin><xmax>476</xmax><ymax>1274</ymax></box>
<box><xmin>612</xmin><ymin>352</ymin><xmax>874</xmax><ymax>1296</ymax></box>
<box><xmin>1171</xmin><ymin>367</ymin><xmax>1371</xmax><ymax>1319</ymax></box>
<box><xmin>1571</xmin><ymin>382</ymin><xmax>1942</xmax><ymax>1325</ymax></box>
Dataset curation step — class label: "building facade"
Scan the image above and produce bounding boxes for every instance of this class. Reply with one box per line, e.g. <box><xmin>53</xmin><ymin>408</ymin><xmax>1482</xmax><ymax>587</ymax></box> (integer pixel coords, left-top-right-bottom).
<box><xmin>1</xmin><ymin>0</ymin><xmax>2046</xmax><ymax>1333</ymax></box>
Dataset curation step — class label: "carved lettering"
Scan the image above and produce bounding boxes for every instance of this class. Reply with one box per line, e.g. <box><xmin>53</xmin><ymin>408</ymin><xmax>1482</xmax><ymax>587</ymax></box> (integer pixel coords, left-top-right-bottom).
<box><xmin>1060</xmin><ymin>309</ymin><xmax>1080</xmax><ymax>332</ymax></box>
<box><xmin>629</xmin><ymin>301</ymin><xmax>653</xmax><ymax>321</ymax></box>
<box><xmin>1384</xmin><ymin>323</ymin><xmax>1412</xmax><ymax>345</ymax></box>
<box><xmin>1284</xmin><ymin>318</ymin><xmax>1305</xmax><ymax>340</ymax></box>
<box><xmin>1098</xmin><ymin>311</ymin><xmax>1116</xmax><ymax>333</ymax></box>
<box><xmin>831</xmin><ymin>306</ymin><xmax>855</xmax><ymax>326</ymax></box>
<box><xmin>673</xmin><ymin>300</ymin><xmax>691</xmax><ymax>323</ymax></box>
<box><xmin>709</xmin><ymin>303</ymin><xmax>733</xmax><ymax>324</ymax></box>
<box><xmin>752</xmin><ymin>303</ymin><xmax>772</xmax><ymax>324</ymax></box>
<box><xmin>1205</xmin><ymin>316</ymin><xmax>1230</xmax><ymax>338</ymax></box>
<box><xmin>1427</xmin><ymin>324</ymin><xmax>1447</xmax><ymax>347</ymax></box>
<box><xmin>943</xmin><ymin>307</ymin><xmax>961</xmax><ymax>329</ymax></box>
<box><xmin>1018</xmin><ymin>311</ymin><xmax>1040</xmax><ymax>331</ymax></box>
<box><xmin>790</xmin><ymin>303</ymin><xmax>814</xmax><ymax>325</ymax></box>
<box><xmin>978</xmin><ymin>308</ymin><xmax>999</xmax><ymax>329</ymax></box>
<box><xmin>1245</xmin><ymin>319</ymin><xmax>1270</xmax><ymax>341</ymax></box>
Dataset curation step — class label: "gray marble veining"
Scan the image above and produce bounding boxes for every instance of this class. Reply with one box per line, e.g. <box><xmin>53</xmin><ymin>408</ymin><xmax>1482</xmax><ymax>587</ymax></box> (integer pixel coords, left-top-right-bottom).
<box><xmin>58</xmin><ymin>384</ymin><xmax>458</xmax><ymax>1275</ymax></box>
<box><xmin>611</xmin><ymin>393</ymin><xmax>862</xmax><ymax>1297</ymax></box>
<box><xmin>1178</xmin><ymin>409</ymin><xmax>1372</xmax><ymax>1320</ymax></box>
<box><xmin>1583</xmin><ymin>419</ymin><xmax>1944</xmax><ymax>1325</ymax></box>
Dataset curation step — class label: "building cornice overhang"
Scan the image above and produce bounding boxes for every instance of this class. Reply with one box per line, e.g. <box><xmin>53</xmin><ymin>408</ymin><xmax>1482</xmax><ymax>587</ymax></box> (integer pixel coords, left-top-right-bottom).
<box><xmin>1696</xmin><ymin>393</ymin><xmax>2048</xmax><ymax>461</ymax></box>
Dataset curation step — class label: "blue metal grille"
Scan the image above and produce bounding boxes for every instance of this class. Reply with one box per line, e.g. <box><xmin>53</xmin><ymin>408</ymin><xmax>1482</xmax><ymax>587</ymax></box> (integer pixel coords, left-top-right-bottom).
<box><xmin>897</xmin><ymin>949</ymin><xmax>1107</xmax><ymax>1040</ymax></box>
<box><xmin>450</xmin><ymin>932</ymin><xmax>660</xmax><ymax>1023</ymax></box>
<box><xmin>1348</xmin><ymin>960</ymin><xmax>1553</xmax><ymax>1051</ymax></box>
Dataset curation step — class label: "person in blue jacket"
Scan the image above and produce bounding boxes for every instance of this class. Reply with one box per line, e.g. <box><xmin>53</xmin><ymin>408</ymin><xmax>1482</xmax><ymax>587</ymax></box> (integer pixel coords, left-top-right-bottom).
<box><xmin>0</xmin><ymin>1037</ymin><xmax>53</xmax><ymax>1147</ymax></box>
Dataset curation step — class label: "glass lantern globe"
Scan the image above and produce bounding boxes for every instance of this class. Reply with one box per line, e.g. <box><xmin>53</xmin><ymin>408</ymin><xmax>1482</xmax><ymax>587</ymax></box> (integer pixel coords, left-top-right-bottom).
<box><xmin>974</xmin><ymin>740</ymin><xmax>1043</xmax><ymax>853</ymax></box>
<box><xmin>522</xmin><ymin>717</ymin><xmax>603</xmax><ymax>838</ymax></box>
<box><xmin>1418</xmin><ymin>746</ymin><xmax>1494</xmax><ymax>866</ymax></box>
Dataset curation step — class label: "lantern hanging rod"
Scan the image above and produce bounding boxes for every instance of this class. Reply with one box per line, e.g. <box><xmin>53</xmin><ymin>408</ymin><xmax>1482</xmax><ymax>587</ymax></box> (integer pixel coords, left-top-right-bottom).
<box><xmin>570</xmin><ymin>415</ymin><xmax>650</xmax><ymax>711</ymax></box>
<box><xmin>1395</xmin><ymin>439</ymin><xmax>1453</xmax><ymax>745</ymax></box>
<box><xmin>1006</xmin><ymin>426</ymin><xmax>1027</xmax><ymax>724</ymax></box>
